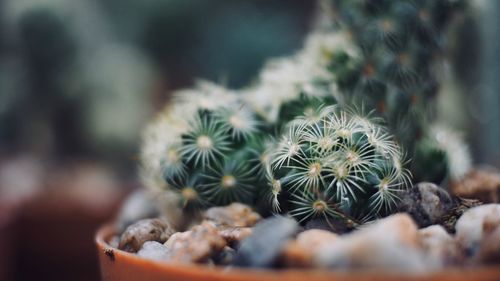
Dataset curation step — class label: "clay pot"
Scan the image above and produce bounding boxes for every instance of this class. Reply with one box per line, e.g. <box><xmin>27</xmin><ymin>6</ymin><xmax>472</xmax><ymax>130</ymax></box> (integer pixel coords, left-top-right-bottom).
<box><xmin>96</xmin><ymin>224</ymin><xmax>500</xmax><ymax>281</ymax></box>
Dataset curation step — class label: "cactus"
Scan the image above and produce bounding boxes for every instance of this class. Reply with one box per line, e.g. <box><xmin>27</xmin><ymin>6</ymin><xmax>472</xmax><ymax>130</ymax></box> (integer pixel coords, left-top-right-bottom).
<box><xmin>243</xmin><ymin>0</ymin><xmax>471</xmax><ymax>185</ymax></box>
<box><xmin>141</xmin><ymin>81</ymin><xmax>270</xmax><ymax>213</ymax></box>
<box><xmin>267</xmin><ymin>105</ymin><xmax>411</xmax><ymax>225</ymax></box>
<box><xmin>140</xmin><ymin>0</ymin><xmax>471</xmax><ymax>227</ymax></box>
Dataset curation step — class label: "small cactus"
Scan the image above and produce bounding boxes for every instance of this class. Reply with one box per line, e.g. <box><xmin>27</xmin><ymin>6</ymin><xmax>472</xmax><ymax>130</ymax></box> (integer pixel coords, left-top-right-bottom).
<box><xmin>267</xmin><ymin>105</ymin><xmax>411</xmax><ymax>224</ymax></box>
<box><xmin>141</xmin><ymin>81</ymin><xmax>267</xmax><ymax>212</ymax></box>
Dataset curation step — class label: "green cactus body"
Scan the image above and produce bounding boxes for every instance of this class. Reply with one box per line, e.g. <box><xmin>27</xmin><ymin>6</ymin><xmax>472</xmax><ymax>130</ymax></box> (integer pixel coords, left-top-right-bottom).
<box><xmin>321</xmin><ymin>0</ymin><xmax>470</xmax><ymax>179</ymax></box>
<box><xmin>141</xmin><ymin>81</ymin><xmax>268</xmax><ymax>212</ymax></box>
<box><xmin>267</xmin><ymin>105</ymin><xmax>411</xmax><ymax>224</ymax></box>
<box><xmin>244</xmin><ymin>0</ymin><xmax>471</xmax><ymax>184</ymax></box>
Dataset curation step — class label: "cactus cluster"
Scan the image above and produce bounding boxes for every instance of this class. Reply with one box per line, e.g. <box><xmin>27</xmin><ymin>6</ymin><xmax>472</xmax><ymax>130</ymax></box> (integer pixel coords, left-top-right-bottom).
<box><xmin>324</xmin><ymin>0</ymin><xmax>467</xmax><ymax>157</ymax></box>
<box><xmin>244</xmin><ymin>0</ymin><xmax>471</xmax><ymax>182</ymax></box>
<box><xmin>141</xmin><ymin>81</ymin><xmax>271</xmax><ymax>213</ymax></box>
<box><xmin>141</xmin><ymin>0</ymin><xmax>470</xmax><ymax>227</ymax></box>
<box><xmin>267</xmin><ymin>105</ymin><xmax>410</xmax><ymax>224</ymax></box>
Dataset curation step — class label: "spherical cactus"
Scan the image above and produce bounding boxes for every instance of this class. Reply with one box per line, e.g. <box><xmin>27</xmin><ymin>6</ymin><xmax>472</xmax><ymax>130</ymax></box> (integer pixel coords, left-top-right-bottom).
<box><xmin>141</xmin><ymin>81</ymin><xmax>267</xmax><ymax>213</ymax></box>
<box><xmin>267</xmin><ymin>105</ymin><xmax>411</xmax><ymax>225</ymax></box>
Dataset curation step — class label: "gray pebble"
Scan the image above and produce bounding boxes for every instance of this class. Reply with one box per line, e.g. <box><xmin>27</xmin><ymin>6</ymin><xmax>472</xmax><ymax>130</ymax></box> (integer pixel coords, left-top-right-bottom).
<box><xmin>213</xmin><ymin>246</ymin><xmax>237</xmax><ymax>265</ymax></box>
<box><xmin>398</xmin><ymin>182</ymin><xmax>454</xmax><ymax>227</ymax></box>
<box><xmin>232</xmin><ymin>216</ymin><xmax>298</xmax><ymax>268</ymax></box>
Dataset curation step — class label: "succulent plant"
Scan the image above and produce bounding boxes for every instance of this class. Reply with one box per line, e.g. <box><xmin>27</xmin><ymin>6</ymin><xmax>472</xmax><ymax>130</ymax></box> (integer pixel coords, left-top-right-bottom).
<box><xmin>140</xmin><ymin>0</ymin><xmax>471</xmax><ymax>228</ymax></box>
<box><xmin>266</xmin><ymin>105</ymin><xmax>411</xmax><ymax>225</ymax></box>
<box><xmin>243</xmin><ymin>0</ymin><xmax>471</xmax><ymax>185</ymax></box>
<box><xmin>141</xmin><ymin>81</ymin><xmax>271</xmax><ymax>214</ymax></box>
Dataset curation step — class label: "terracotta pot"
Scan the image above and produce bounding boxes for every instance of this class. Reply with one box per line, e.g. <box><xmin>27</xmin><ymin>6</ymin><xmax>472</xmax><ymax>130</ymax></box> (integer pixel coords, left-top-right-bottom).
<box><xmin>96</xmin><ymin>224</ymin><xmax>500</xmax><ymax>281</ymax></box>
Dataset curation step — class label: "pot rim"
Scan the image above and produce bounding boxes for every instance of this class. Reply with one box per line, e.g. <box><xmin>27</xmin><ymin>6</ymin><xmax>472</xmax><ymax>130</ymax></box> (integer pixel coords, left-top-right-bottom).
<box><xmin>95</xmin><ymin>223</ymin><xmax>500</xmax><ymax>281</ymax></box>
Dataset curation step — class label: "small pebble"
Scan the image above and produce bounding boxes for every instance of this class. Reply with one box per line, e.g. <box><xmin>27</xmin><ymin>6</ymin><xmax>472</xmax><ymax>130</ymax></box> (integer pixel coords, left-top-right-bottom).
<box><xmin>450</xmin><ymin>168</ymin><xmax>500</xmax><ymax>203</ymax></box>
<box><xmin>232</xmin><ymin>216</ymin><xmax>299</xmax><ymax>268</ymax></box>
<box><xmin>455</xmin><ymin>204</ymin><xmax>500</xmax><ymax>257</ymax></box>
<box><xmin>137</xmin><ymin>241</ymin><xmax>170</xmax><ymax>262</ymax></box>
<box><xmin>203</xmin><ymin>203</ymin><xmax>261</xmax><ymax>227</ymax></box>
<box><xmin>164</xmin><ymin>221</ymin><xmax>227</xmax><ymax>263</ymax></box>
<box><xmin>281</xmin><ymin>229</ymin><xmax>338</xmax><ymax>267</ymax></box>
<box><xmin>119</xmin><ymin>218</ymin><xmax>175</xmax><ymax>252</ymax></box>
<box><xmin>316</xmin><ymin>214</ymin><xmax>432</xmax><ymax>272</ymax></box>
<box><xmin>213</xmin><ymin>246</ymin><xmax>237</xmax><ymax>265</ymax></box>
<box><xmin>476</xmin><ymin>225</ymin><xmax>500</xmax><ymax>264</ymax></box>
<box><xmin>218</xmin><ymin>227</ymin><xmax>253</xmax><ymax>248</ymax></box>
<box><xmin>398</xmin><ymin>182</ymin><xmax>454</xmax><ymax>227</ymax></box>
<box><xmin>418</xmin><ymin>225</ymin><xmax>462</xmax><ymax>266</ymax></box>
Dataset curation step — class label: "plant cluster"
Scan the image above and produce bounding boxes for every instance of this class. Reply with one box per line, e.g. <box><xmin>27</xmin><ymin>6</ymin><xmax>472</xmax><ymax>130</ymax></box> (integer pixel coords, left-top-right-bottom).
<box><xmin>141</xmin><ymin>0</ymin><xmax>470</xmax><ymax>227</ymax></box>
<box><xmin>244</xmin><ymin>0</ymin><xmax>471</xmax><ymax>183</ymax></box>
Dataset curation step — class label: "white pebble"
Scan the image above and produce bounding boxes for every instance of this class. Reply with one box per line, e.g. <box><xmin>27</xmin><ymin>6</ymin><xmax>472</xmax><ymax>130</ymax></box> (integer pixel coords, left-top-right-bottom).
<box><xmin>137</xmin><ymin>241</ymin><xmax>170</xmax><ymax>262</ymax></box>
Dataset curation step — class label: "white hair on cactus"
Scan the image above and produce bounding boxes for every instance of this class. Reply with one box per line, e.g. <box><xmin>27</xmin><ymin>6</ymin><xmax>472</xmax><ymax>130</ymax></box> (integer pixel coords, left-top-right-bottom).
<box><xmin>243</xmin><ymin>56</ymin><xmax>319</xmax><ymax>123</ymax></box>
<box><xmin>430</xmin><ymin>124</ymin><xmax>472</xmax><ymax>181</ymax></box>
<box><xmin>140</xmin><ymin>81</ymin><xmax>239</xmax><ymax>192</ymax></box>
<box><xmin>140</xmin><ymin>108</ymin><xmax>183</xmax><ymax>191</ymax></box>
<box><xmin>173</xmin><ymin>80</ymin><xmax>237</xmax><ymax>114</ymax></box>
<box><xmin>242</xmin><ymin>31</ymin><xmax>355</xmax><ymax>123</ymax></box>
<box><xmin>299</xmin><ymin>31</ymin><xmax>358</xmax><ymax>71</ymax></box>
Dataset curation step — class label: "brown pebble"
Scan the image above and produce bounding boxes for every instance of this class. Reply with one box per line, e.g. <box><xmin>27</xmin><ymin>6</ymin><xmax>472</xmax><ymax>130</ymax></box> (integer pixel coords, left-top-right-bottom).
<box><xmin>281</xmin><ymin>241</ymin><xmax>314</xmax><ymax>268</ymax></box>
<box><xmin>450</xmin><ymin>168</ymin><xmax>500</xmax><ymax>203</ymax></box>
<box><xmin>418</xmin><ymin>225</ymin><xmax>463</xmax><ymax>266</ymax></box>
<box><xmin>203</xmin><ymin>203</ymin><xmax>261</xmax><ymax>227</ymax></box>
<box><xmin>218</xmin><ymin>227</ymin><xmax>253</xmax><ymax>247</ymax></box>
<box><xmin>281</xmin><ymin>229</ymin><xmax>338</xmax><ymax>268</ymax></box>
<box><xmin>164</xmin><ymin>221</ymin><xmax>227</xmax><ymax>263</ymax></box>
<box><xmin>476</xmin><ymin>225</ymin><xmax>500</xmax><ymax>264</ymax></box>
<box><xmin>118</xmin><ymin>218</ymin><xmax>175</xmax><ymax>252</ymax></box>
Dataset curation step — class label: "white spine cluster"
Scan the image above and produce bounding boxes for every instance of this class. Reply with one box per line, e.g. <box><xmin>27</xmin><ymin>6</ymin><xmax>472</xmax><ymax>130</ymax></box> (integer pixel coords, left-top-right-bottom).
<box><xmin>430</xmin><ymin>124</ymin><xmax>472</xmax><ymax>181</ymax></box>
<box><xmin>269</xmin><ymin>105</ymin><xmax>411</xmax><ymax>220</ymax></box>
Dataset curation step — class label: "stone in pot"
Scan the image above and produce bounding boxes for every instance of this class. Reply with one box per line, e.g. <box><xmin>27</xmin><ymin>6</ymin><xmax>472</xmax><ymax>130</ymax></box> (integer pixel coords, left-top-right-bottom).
<box><xmin>450</xmin><ymin>168</ymin><xmax>500</xmax><ymax>204</ymax></box>
<box><xmin>418</xmin><ymin>225</ymin><xmax>463</xmax><ymax>266</ymax></box>
<box><xmin>455</xmin><ymin>204</ymin><xmax>500</xmax><ymax>259</ymax></box>
<box><xmin>232</xmin><ymin>216</ymin><xmax>299</xmax><ymax>268</ymax></box>
<box><xmin>315</xmin><ymin>214</ymin><xmax>433</xmax><ymax>272</ymax></box>
<box><xmin>281</xmin><ymin>229</ymin><xmax>338</xmax><ymax>268</ymax></box>
<box><xmin>203</xmin><ymin>203</ymin><xmax>261</xmax><ymax>227</ymax></box>
<box><xmin>163</xmin><ymin>221</ymin><xmax>227</xmax><ymax>264</ymax></box>
<box><xmin>398</xmin><ymin>182</ymin><xmax>455</xmax><ymax>228</ymax></box>
<box><xmin>118</xmin><ymin>218</ymin><xmax>175</xmax><ymax>252</ymax></box>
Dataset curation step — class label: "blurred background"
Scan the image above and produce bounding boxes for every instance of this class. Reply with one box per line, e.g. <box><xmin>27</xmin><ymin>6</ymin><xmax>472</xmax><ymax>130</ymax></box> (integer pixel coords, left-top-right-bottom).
<box><xmin>0</xmin><ymin>0</ymin><xmax>498</xmax><ymax>281</ymax></box>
